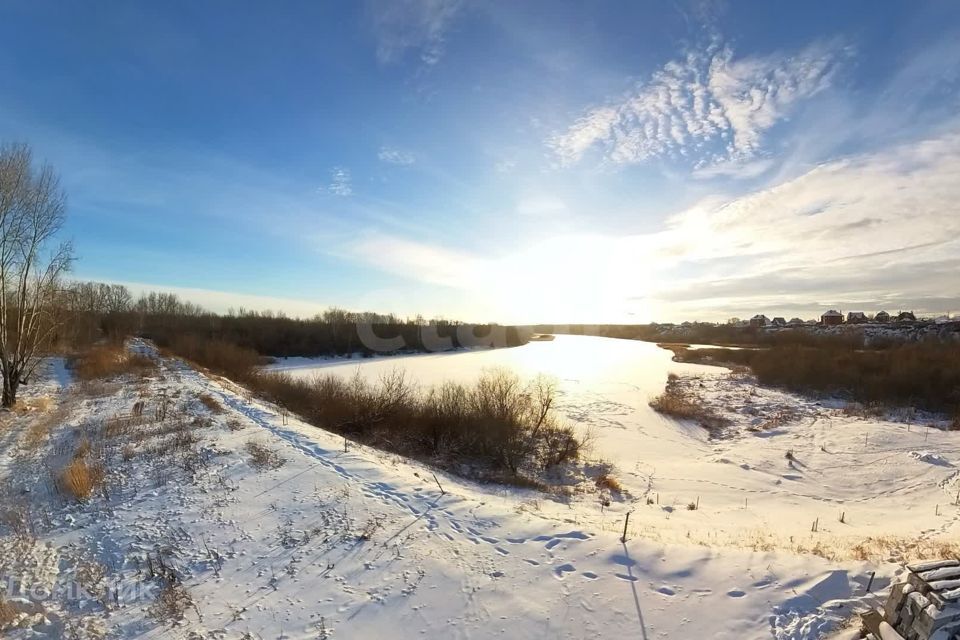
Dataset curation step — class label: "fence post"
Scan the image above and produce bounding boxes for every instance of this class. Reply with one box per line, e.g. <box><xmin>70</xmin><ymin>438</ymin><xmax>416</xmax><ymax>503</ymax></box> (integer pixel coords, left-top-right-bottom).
<box><xmin>621</xmin><ymin>512</ymin><xmax>631</xmax><ymax>543</ymax></box>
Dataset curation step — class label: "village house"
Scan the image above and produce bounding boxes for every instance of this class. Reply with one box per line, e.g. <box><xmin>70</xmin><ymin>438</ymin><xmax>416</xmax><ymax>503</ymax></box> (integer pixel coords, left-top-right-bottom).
<box><xmin>874</xmin><ymin>310</ymin><xmax>891</xmax><ymax>323</ymax></box>
<box><xmin>788</xmin><ymin>317</ymin><xmax>805</xmax><ymax>326</ymax></box>
<box><xmin>821</xmin><ymin>309</ymin><xmax>843</xmax><ymax>325</ymax></box>
<box><xmin>771</xmin><ymin>317</ymin><xmax>787</xmax><ymax>327</ymax></box>
<box><xmin>847</xmin><ymin>311</ymin><xmax>868</xmax><ymax>324</ymax></box>
<box><xmin>897</xmin><ymin>310</ymin><xmax>917</xmax><ymax>322</ymax></box>
<box><xmin>749</xmin><ymin>314</ymin><xmax>770</xmax><ymax>328</ymax></box>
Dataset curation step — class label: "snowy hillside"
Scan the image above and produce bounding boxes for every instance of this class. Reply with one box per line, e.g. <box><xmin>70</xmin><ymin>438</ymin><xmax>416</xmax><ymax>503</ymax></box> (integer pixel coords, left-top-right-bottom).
<box><xmin>1</xmin><ymin>339</ymin><xmax>957</xmax><ymax>639</ymax></box>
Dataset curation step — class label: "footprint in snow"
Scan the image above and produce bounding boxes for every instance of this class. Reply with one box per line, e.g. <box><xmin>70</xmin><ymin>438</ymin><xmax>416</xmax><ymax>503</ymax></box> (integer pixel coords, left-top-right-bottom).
<box><xmin>553</xmin><ymin>564</ymin><xmax>576</xmax><ymax>580</ymax></box>
<box><xmin>615</xmin><ymin>574</ymin><xmax>639</xmax><ymax>582</ymax></box>
<box><xmin>727</xmin><ymin>589</ymin><xmax>746</xmax><ymax>598</ymax></box>
<box><xmin>581</xmin><ymin>572</ymin><xmax>599</xmax><ymax>580</ymax></box>
<box><xmin>655</xmin><ymin>586</ymin><xmax>676</xmax><ymax>596</ymax></box>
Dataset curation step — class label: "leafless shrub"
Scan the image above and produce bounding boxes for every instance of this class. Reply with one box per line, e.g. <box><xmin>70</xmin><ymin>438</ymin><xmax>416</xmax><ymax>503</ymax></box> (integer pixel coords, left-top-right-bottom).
<box><xmin>650</xmin><ymin>379</ymin><xmax>730</xmax><ymax>433</ymax></box>
<box><xmin>148</xmin><ymin>582</ymin><xmax>201</xmax><ymax>626</ymax></box>
<box><xmin>226</xmin><ymin>418</ymin><xmax>245</xmax><ymax>432</ymax></box>
<box><xmin>166</xmin><ymin>338</ymin><xmax>587</xmax><ymax>489</ymax></box>
<box><xmin>245</xmin><ymin>441</ymin><xmax>286</xmax><ymax>471</ymax></box>
<box><xmin>0</xmin><ymin>503</ymin><xmax>36</xmax><ymax>544</ymax></box>
<box><xmin>75</xmin><ymin>555</ymin><xmax>109</xmax><ymax>607</ymax></box>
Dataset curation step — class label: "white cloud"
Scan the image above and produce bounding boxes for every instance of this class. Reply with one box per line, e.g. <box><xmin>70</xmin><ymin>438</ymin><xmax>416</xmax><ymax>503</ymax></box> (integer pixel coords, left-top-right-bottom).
<box><xmin>647</xmin><ymin>128</ymin><xmax>960</xmax><ymax>316</ymax></box>
<box><xmin>345</xmin><ymin>127</ymin><xmax>960</xmax><ymax>321</ymax></box>
<box><xmin>319</xmin><ymin>167</ymin><xmax>353</xmax><ymax>197</ymax></box>
<box><xmin>367</xmin><ymin>0</ymin><xmax>462</xmax><ymax>66</ymax></box>
<box><xmin>549</xmin><ymin>39</ymin><xmax>847</xmax><ymax>171</ymax></box>
<box><xmin>378</xmin><ymin>146</ymin><xmax>416</xmax><ymax>165</ymax></box>
<box><xmin>349</xmin><ymin>234</ymin><xmax>484</xmax><ymax>288</ymax></box>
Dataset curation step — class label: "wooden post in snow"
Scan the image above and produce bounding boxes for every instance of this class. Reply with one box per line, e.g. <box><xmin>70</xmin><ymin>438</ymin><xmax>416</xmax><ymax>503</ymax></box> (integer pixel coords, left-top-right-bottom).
<box><xmin>621</xmin><ymin>512</ymin><xmax>631</xmax><ymax>543</ymax></box>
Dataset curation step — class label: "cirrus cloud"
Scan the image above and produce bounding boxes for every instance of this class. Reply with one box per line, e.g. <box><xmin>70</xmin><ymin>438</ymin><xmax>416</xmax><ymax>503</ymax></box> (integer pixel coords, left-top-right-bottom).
<box><xmin>549</xmin><ymin>39</ymin><xmax>849</xmax><ymax>171</ymax></box>
<box><xmin>378</xmin><ymin>146</ymin><xmax>416</xmax><ymax>165</ymax></box>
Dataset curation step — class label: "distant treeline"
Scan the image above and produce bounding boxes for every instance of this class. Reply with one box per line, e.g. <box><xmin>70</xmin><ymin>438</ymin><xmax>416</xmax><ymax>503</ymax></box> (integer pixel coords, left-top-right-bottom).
<box><xmin>535</xmin><ymin>323</ymin><xmax>903</xmax><ymax>348</ymax></box>
<box><xmin>667</xmin><ymin>342</ymin><xmax>960</xmax><ymax>418</ymax></box>
<box><xmin>59</xmin><ymin>281</ymin><xmax>530</xmax><ymax>357</ymax></box>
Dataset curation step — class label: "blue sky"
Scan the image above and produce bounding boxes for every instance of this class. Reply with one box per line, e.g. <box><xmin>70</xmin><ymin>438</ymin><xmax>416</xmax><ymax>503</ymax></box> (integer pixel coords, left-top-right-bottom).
<box><xmin>1</xmin><ymin>0</ymin><xmax>958</xmax><ymax>322</ymax></box>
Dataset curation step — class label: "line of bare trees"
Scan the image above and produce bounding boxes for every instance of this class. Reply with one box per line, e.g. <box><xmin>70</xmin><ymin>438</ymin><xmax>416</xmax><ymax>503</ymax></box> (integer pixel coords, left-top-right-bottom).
<box><xmin>58</xmin><ymin>282</ymin><xmax>530</xmax><ymax>358</ymax></box>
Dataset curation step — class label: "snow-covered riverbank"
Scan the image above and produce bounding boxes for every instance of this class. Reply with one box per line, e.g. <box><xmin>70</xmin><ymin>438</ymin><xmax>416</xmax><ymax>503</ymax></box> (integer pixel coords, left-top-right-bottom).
<box><xmin>1</xmin><ymin>337</ymin><xmax>957</xmax><ymax>638</ymax></box>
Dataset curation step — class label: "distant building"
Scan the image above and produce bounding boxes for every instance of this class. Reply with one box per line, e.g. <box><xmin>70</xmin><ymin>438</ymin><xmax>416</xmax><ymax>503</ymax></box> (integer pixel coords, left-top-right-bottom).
<box><xmin>874</xmin><ymin>310</ymin><xmax>891</xmax><ymax>323</ymax></box>
<box><xmin>771</xmin><ymin>317</ymin><xmax>787</xmax><ymax>327</ymax></box>
<box><xmin>788</xmin><ymin>317</ymin><xmax>805</xmax><ymax>326</ymax></box>
<box><xmin>847</xmin><ymin>311</ymin><xmax>868</xmax><ymax>324</ymax></box>
<box><xmin>749</xmin><ymin>314</ymin><xmax>770</xmax><ymax>328</ymax></box>
<box><xmin>896</xmin><ymin>311</ymin><xmax>917</xmax><ymax>323</ymax></box>
<box><xmin>821</xmin><ymin>310</ymin><xmax>843</xmax><ymax>325</ymax></box>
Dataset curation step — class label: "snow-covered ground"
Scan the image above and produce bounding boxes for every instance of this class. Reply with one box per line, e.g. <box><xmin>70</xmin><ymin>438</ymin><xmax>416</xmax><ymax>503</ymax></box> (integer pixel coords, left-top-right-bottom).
<box><xmin>0</xmin><ymin>336</ymin><xmax>956</xmax><ymax>638</ymax></box>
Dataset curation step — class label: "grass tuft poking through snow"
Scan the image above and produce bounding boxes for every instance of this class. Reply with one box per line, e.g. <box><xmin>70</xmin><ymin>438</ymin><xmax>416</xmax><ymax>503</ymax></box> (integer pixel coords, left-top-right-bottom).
<box><xmin>244</xmin><ymin>440</ymin><xmax>286</xmax><ymax>471</ymax></box>
<box><xmin>197</xmin><ymin>392</ymin><xmax>224</xmax><ymax>414</ymax></box>
<box><xmin>58</xmin><ymin>458</ymin><xmax>105</xmax><ymax>502</ymax></box>
<box><xmin>0</xmin><ymin>595</ymin><xmax>15</xmax><ymax>630</ymax></box>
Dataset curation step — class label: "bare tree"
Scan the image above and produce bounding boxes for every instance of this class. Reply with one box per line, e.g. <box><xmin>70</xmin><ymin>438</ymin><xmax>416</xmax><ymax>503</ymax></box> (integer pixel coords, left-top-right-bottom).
<box><xmin>0</xmin><ymin>143</ymin><xmax>73</xmax><ymax>407</ymax></box>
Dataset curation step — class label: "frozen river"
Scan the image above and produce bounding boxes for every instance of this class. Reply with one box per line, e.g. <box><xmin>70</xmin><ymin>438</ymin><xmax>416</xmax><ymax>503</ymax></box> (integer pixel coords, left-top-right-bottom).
<box><xmin>265</xmin><ymin>334</ymin><xmax>723</xmax><ymax>468</ymax></box>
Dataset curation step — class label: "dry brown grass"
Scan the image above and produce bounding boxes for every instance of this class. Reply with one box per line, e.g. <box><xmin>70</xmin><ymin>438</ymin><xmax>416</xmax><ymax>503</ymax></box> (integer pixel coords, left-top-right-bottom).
<box><xmin>197</xmin><ymin>393</ymin><xmax>224</xmax><ymax>414</ymax></box>
<box><xmin>245</xmin><ymin>440</ymin><xmax>286</xmax><ymax>471</ymax></box>
<box><xmin>59</xmin><ymin>458</ymin><xmax>105</xmax><ymax>502</ymax></box>
<box><xmin>71</xmin><ymin>344</ymin><xmax>156</xmax><ymax>381</ymax></box>
<box><xmin>0</xmin><ymin>596</ymin><xmax>16</xmax><ymax>629</ymax></box>
<box><xmin>19</xmin><ymin>401</ymin><xmax>69</xmax><ymax>453</ymax></box>
<box><xmin>595</xmin><ymin>473</ymin><xmax>622</xmax><ymax>493</ymax></box>
<box><xmin>849</xmin><ymin>535</ymin><xmax>960</xmax><ymax>564</ymax></box>
<box><xmin>649</xmin><ymin>383</ymin><xmax>730</xmax><ymax>432</ymax></box>
<box><xmin>12</xmin><ymin>396</ymin><xmax>54</xmax><ymax>413</ymax></box>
